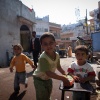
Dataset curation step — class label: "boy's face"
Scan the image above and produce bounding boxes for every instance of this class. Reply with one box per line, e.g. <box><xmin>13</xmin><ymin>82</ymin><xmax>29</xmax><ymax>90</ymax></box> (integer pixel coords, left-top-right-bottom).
<box><xmin>41</xmin><ymin>37</ymin><xmax>56</xmax><ymax>53</ymax></box>
<box><xmin>75</xmin><ymin>50</ymin><xmax>88</xmax><ymax>64</ymax></box>
<box><xmin>13</xmin><ymin>46</ymin><xmax>21</xmax><ymax>55</ymax></box>
<box><xmin>32</xmin><ymin>32</ymin><xmax>36</xmax><ymax>38</ymax></box>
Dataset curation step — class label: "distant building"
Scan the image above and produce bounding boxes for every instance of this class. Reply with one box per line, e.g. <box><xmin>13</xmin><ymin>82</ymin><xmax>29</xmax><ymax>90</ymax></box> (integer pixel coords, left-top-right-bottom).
<box><xmin>89</xmin><ymin>1</ymin><xmax>100</xmax><ymax>32</ymax></box>
<box><xmin>35</xmin><ymin>15</ymin><xmax>49</xmax><ymax>38</ymax></box>
<box><xmin>60</xmin><ymin>32</ymin><xmax>73</xmax><ymax>49</ymax></box>
<box><xmin>49</xmin><ymin>22</ymin><xmax>61</xmax><ymax>46</ymax></box>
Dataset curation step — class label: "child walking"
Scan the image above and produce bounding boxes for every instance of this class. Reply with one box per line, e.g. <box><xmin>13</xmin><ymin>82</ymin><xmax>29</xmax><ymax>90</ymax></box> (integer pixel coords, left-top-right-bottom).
<box><xmin>33</xmin><ymin>32</ymin><xmax>70</xmax><ymax>100</ymax></box>
<box><xmin>9</xmin><ymin>44</ymin><xmax>36</xmax><ymax>94</ymax></box>
<box><xmin>67</xmin><ymin>45</ymin><xmax>96</xmax><ymax>100</ymax></box>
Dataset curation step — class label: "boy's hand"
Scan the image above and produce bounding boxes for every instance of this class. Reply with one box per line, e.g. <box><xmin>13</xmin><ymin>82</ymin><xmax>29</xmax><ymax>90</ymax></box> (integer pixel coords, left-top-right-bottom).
<box><xmin>32</xmin><ymin>65</ymin><xmax>36</xmax><ymax>69</ymax></box>
<box><xmin>63</xmin><ymin>79</ymin><xmax>70</xmax><ymax>86</ymax></box>
<box><xmin>62</xmin><ymin>75</ymin><xmax>70</xmax><ymax>86</ymax></box>
<box><xmin>32</xmin><ymin>65</ymin><xmax>36</xmax><ymax>73</ymax></box>
<box><xmin>9</xmin><ymin>67</ymin><xmax>13</xmax><ymax>72</ymax></box>
<box><xmin>73</xmin><ymin>76</ymin><xmax>79</xmax><ymax>81</ymax></box>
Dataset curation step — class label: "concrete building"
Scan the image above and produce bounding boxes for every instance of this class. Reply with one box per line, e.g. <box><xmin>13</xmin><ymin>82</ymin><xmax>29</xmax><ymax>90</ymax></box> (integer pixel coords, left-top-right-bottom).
<box><xmin>89</xmin><ymin>1</ymin><xmax>100</xmax><ymax>32</ymax></box>
<box><xmin>60</xmin><ymin>32</ymin><xmax>73</xmax><ymax>49</ymax></box>
<box><xmin>61</xmin><ymin>22</ymin><xmax>86</xmax><ymax>50</ymax></box>
<box><xmin>35</xmin><ymin>15</ymin><xmax>49</xmax><ymax>38</ymax></box>
<box><xmin>0</xmin><ymin>0</ymin><xmax>36</xmax><ymax>66</ymax></box>
<box><xmin>49</xmin><ymin>22</ymin><xmax>61</xmax><ymax>46</ymax></box>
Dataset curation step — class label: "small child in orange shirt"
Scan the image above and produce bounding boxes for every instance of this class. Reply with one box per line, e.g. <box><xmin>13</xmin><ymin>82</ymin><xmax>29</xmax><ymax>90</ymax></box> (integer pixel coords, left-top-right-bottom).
<box><xmin>9</xmin><ymin>44</ymin><xmax>36</xmax><ymax>94</ymax></box>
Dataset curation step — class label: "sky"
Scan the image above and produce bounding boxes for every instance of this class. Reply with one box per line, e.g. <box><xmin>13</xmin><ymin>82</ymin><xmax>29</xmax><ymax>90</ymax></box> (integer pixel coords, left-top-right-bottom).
<box><xmin>20</xmin><ymin>0</ymin><xmax>100</xmax><ymax>25</ymax></box>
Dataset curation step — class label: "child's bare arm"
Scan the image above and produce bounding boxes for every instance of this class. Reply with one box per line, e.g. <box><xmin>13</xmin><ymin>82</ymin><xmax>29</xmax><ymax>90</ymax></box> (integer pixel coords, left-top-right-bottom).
<box><xmin>57</xmin><ymin>66</ymin><xmax>66</xmax><ymax>75</ymax></box>
<box><xmin>9</xmin><ymin>67</ymin><xmax>13</xmax><ymax>72</ymax></box>
<box><xmin>46</xmin><ymin>71</ymin><xmax>70</xmax><ymax>86</ymax></box>
<box><xmin>68</xmin><ymin>73</ymin><xmax>80</xmax><ymax>82</ymax></box>
<box><xmin>9</xmin><ymin>57</ymin><xmax>14</xmax><ymax>72</ymax></box>
<box><xmin>31</xmin><ymin>65</ymin><xmax>36</xmax><ymax>69</ymax></box>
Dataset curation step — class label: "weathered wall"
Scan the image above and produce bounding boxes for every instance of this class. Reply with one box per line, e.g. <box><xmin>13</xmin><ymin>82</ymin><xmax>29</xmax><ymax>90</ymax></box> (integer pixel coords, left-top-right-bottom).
<box><xmin>0</xmin><ymin>0</ymin><xmax>35</xmax><ymax>66</ymax></box>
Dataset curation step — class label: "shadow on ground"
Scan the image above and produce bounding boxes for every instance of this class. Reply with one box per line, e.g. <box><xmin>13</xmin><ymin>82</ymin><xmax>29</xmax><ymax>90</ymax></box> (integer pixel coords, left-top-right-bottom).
<box><xmin>9</xmin><ymin>90</ymin><xmax>26</xmax><ymax>100</ymax></box>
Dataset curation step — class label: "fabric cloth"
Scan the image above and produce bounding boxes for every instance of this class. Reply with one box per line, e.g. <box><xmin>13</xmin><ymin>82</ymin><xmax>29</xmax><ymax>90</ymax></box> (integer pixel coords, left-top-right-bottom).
<box><xmin>32</xmin><ymin>38</ymin><xmax>35</xmax><ymax>49</ymax></box>
<box><xmin>33</xmin><ymin>51</ymin><xmax>60</xmax><ymax>100</ymax></box>
<box><xmin>32</xmin><ymin>50</ymin><xmax>40</xmax><ymax>66</ymax></box>
<box><xmin>30</xmin><ymin>37</ymin><xmax>41</xmax><ymax>66</ymax></box>
<box><xmin>30</xmin><ymin>37</ymin><xmax>41</xmax><ymax>53</ymax></box>
<box><xmin>67</xmin><ymin>61</ymin><xmax>96</xmax><ymax>78</ymax></box>
<box><xmin>33</xmin><ymin>76</ymin><xmax>52</xmax><ymax>100</ymax></box>
<box><xmin>10</xmin><ymin>53</ymin><xmax>34</xmax><ymax>72</ymax></box>
<box><xmin>67</xmin><ymin>61</ymin><xmax>96</xmax><ymax>100</ymax></box>
<box><xmin>14</xmin><ymin>71</ymin><xmax>26</xmax><ymax>92</ymax></box>
<box><xmin>33</xmin><ymin>51</ymin><xmax>60</xmax><ymax>80</ymax></box>
<box><xmin>80</xmin><ymin>81</ymin><xmax>94</xmax><ymax>91</ymax></box>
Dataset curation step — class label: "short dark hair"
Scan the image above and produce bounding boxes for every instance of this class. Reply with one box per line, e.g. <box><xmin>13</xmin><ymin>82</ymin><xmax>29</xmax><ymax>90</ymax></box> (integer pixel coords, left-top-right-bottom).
<box><xmin>74</xmin><ymin>45</ymin><xmax>89</xmax><ymax>55</ymax></box>
<box><xmin>32</xmin><ymin>31</ymin><xmax>36</xmax><ymax>34</ymax></box>
<box><xmin>40</xmin><ymin>32</ymin><xmax>55</xmax><ymax>44</ymax></box>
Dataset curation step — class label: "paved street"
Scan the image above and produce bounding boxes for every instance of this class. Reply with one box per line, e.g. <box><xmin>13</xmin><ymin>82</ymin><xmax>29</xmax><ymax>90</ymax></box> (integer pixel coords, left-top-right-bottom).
<box><xmin>0</xmin><ymin>53</ymin><xmax>100</xmax><ymax>100</ymax></box>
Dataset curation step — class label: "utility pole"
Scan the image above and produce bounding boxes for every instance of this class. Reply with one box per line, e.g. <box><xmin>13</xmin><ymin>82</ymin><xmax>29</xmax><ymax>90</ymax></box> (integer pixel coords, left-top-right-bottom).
<box><xmin>98</xmin><ymin>1</ymin><xmax>100</xmax><ymax>20</ymax></box>
<box><xmin>98</xmin><ymin>1</ymin><xmax>100</xmax><ymax>31</ymax></box>
<box><xmin>85</xmin><ymin>9</ymin><xmax>88</xmax><ymax>35</ymax></box>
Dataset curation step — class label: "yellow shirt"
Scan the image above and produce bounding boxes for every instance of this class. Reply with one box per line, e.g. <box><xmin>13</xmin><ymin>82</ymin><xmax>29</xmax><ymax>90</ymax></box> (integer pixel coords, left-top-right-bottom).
<box><xmin>10</xmin><ymin>53</ymin><xmax>34</xmax><ymax>72</ymax></box>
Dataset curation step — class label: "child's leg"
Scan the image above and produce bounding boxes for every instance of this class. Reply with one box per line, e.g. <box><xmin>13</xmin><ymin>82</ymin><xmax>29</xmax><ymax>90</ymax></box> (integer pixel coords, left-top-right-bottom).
<box><xmin>33</xmin><ymin>76</ymin><xmax>52</xmax><ymax>100</ymax></box>
<box><xmin>98</xmin><ymin>72</ymin><xmax>100</xmax><ymax>81</ymax></box>
<box><xmin>25</xmin><ymin>77</ymin><xmax>28</xmax><ymax>88</ymax></box>
<box><xmin>18</xmin><ymin>72</ymin><xmax>27</xmax><ymax>88</ymax></box>
<box><xmin>96</xmin><ymin>72</ymin><xmax>100</xmax><ymax>88</ymax></box>
<box><xmin>14</xmin><ymin>73</ymin><xmax>20</xmax><ymax>93</ymax></box>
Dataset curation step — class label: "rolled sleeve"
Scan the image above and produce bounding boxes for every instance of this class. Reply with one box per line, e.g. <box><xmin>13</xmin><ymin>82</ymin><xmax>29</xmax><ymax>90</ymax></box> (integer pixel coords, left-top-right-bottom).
<box><xmin>88</xmin><ymin>71</ymin><xmax>96</xmax><ymax>76</ymax></box>
<box><xmin>67</xmin><ymin>68</ymin><xmax>74</xmax><ymax>73</ymax></box>
<box><xmin>39</xmin><ymin>58</ymin><xmax>51</xmax><ymax>72</ymax></box>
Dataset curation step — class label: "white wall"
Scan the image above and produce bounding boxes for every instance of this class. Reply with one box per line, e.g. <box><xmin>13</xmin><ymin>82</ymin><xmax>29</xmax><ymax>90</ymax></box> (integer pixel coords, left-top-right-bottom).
<box><xmin>35</xmin><ymin>17</ymin><xmax>49</xmax><ymax>37</ymax></box>
<box><xmin>0</xmin><ymin>0</ymin><xmax>35</xmax><ymax>66</ymax></box>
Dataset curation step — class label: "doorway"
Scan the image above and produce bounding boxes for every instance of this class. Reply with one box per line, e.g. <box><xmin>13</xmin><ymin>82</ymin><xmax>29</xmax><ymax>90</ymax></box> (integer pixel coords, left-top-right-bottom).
<box><xmin>20</xmin><ymin>25</ymin><xmax>30</xmax><ymax>52</ymax></box>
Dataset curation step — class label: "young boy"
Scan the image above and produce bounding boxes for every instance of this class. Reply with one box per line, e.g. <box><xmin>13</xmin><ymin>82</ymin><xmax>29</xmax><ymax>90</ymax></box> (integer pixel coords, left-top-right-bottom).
<box><xmin>9</xmin><ymin>44</ymin><xmax>36</xmax><ymax>94</ymax></box>
<box><xmin>96</xmin><ymin>71</ymin><xmax>100</xmax><ymax>90</ymax></box>
<box><xmin>67</xmin><ymin>45</ymin><xmax>96</xmax><ymax>100</ymax></box>
<box><xmin>33</xmin><ymin>32</ymin><xmax>70</xmax><ymax>100</ymax></box>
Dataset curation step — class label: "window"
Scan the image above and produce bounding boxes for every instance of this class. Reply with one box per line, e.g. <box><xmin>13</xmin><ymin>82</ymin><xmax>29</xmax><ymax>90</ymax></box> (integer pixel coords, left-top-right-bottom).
<box><xmin>44</xmin><ymin>28</ymin><xmax>48</xmax><ymax>32</ymax></box>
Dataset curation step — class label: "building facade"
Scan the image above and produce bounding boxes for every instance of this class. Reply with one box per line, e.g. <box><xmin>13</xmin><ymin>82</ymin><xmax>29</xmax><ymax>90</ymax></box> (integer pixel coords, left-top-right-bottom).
<box><xmin>89</xmin><ymin>1</ymin><xmax>100</xmax><ymax>32</ymax></box>
<box><xmin>49</xmin><ymin>22</ymin><xmax>61</xmax><ymax>45</ymax></box>
<box><xmin>0</xmin><ymin>0</ymin><xmax>36</xmax><ymax>66</ymax></box>
<box><xmin>35</xmin><ymin>15</ymin><xmax>49</xmax><ymax>38</ymax></box>
<box><xmin>60</xmin><ymin>32</ymin><xmax>73</xmax><ymax>49</ymax></box>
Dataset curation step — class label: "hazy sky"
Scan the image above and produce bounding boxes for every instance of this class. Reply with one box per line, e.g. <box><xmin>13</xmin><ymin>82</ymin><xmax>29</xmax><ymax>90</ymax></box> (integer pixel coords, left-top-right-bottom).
<box><xmin>21</xmin><ymin>0</ymin><xmax>99</xmax><ymax>25</ymax></box>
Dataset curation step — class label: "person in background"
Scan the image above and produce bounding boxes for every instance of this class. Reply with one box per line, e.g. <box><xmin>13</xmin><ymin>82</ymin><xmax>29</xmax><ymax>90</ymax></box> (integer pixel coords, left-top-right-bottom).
<box><xmin>67</xmin><ymin>45</ymin><xmax>72</xmax><ymax>57</ymax></box>
<box><xmin>33</xmin><ymin>32</ymin><xmax>70</xmax><ymax>100</ymax></box>
<box><xmin>9</xmin><ymin>44</ymin><xmax>36</xmax><ymax>94</ymax></box>
<box><xmin>96</xmin><ymin>71</ymin><xmax>100</xmax><ymax>90</ymax></box>
<box><xmin>30</xmin><ymin>31</ymin><xmax>41</xmax><ymax>68</ymax></box>
<box><xmin>67</xmin><ymin>45</ymin><xmax>96</xmax><ymax>100</ymax></box>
